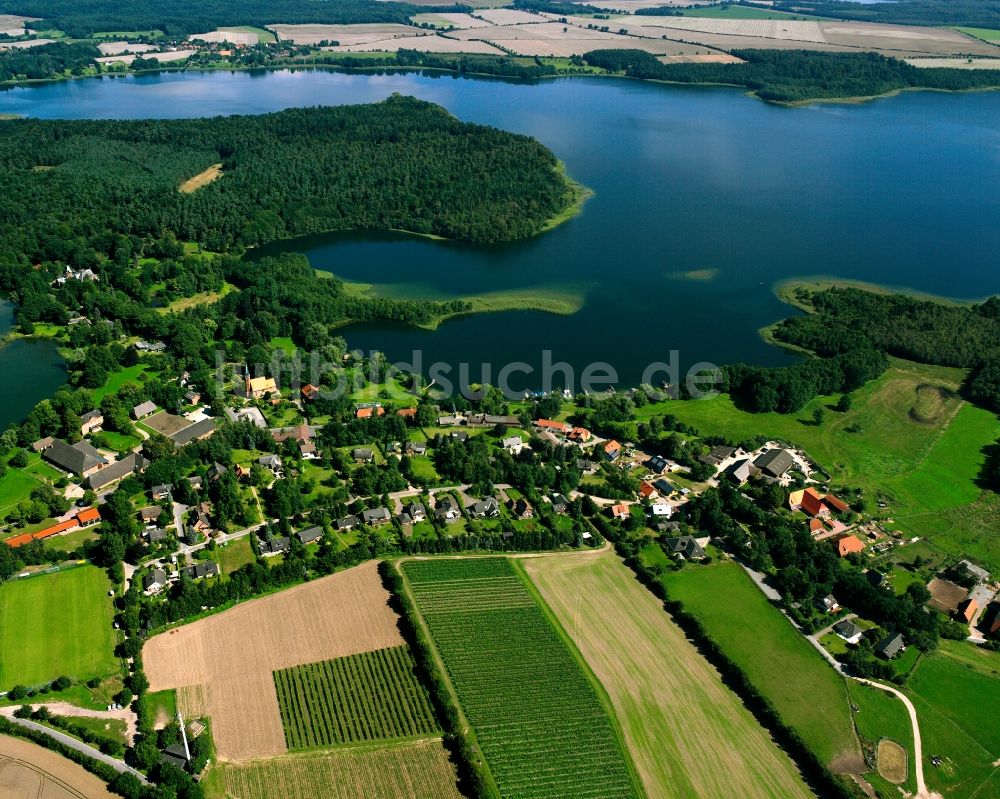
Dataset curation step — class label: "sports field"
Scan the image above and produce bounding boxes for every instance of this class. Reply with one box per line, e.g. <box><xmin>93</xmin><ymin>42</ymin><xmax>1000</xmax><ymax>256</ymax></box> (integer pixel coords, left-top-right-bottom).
<box><xmin>402</xmin><ymin>557</ymin><xmax>642</xmax><ymax>799</ymax></box>
<box><xmin>664</xmin><ymin>561</ymin><xmax>861</xmax><ymax>770</ymax></box>
<box><xmin>0</xmin><ymin>565</ymin><xmax>118</xmax><ymax>691</ymax></box>
<box><xmin>523</xmin><ymin>550</ymin><xmax>812</xmax><ymax>799</ymax></box>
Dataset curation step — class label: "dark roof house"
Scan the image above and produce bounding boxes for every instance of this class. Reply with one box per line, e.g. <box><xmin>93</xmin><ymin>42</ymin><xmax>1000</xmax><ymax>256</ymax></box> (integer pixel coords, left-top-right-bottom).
<box><xmin>753</xmin><ymin>449</ymin><xmax>794</xmax><ymax>479</ymax></box>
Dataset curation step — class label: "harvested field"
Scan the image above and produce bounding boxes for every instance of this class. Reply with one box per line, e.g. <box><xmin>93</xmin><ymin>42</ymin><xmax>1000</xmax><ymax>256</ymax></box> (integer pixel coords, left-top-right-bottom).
<box><xmin>474</xmin><ymin>8</ymin><xmax>543</xmax><ymax>25</ymax></box>
<box><xmin>268</xmin><ymin>23</ymin><xmax>426</xmax><ymax>46</ymax></box>
<box><xmin>0</xmin><ymin>15</ymin><xmax>37</xmax><ymax>29</ymax></box>
<box><xmin>877</xmin><ymin>739</ymin><xmax>907</xmax><ymax>784</ymax></box>
<box><xmin>327</xmin><ymin>36</ymin><xmax>505</xmax><ymax>54</ymax></box>
<box><xmin>523</xmin><ymin>551</ymin><xmax>812</xmax><ymax>799</ymax></box>
<box><xmin>142</xmin><ymin>411</ymin><xmax>190</xmax><ymax>437</ymax></box>
<box><xmin>0</xmin><ymin>734</ymin><xmax>116</xmax><ymax>799</ymax></box>
<box><xmin>144</xmin><ymin>561</ymin><xmax>404</xmax><ymax>761</ymax></box>
<box><xmin>179</xmin><ymin>164</ymin><xmax>223</xmax><ymax>194</ymax></box>
<box><xmin>0</xmin><ymin>39</ymin><xmax>54</xmax><ymax>49</ymax></box>
<box><xmin>821</xmin><ymin>22</ymin><xmax>1000</xmax><ymax>55</ymax></box>
<box><xmin>189</xmin><ymin>29</ymin><xmax>258</xmax><ymax>46</ymax></box>
<box><xmin>96</xmin><ymin>41</ymin><xmax>157</xmax><ymax>55</ymax></box>
<box><xmin>659</xmin><ymin>52</ymin><xmax>744</xmax><ymax>64</ymax></box>
<box><xmin>213</xmin><ymin>739</ymin><xmax>463</xmax><ymax>799</ymax></box>
<box><xmin>450</xmin><ymin>22</ymin><xmax>691</xmax><ymax>56</ymax></box>
<box><xmin>927</xmin><ymin>577</ymin><xmax>968</xmax><ymax>614</ymax></box>
<box><xmin>410</xmin><ymin>12</ymin><xmax>491</xmax><ymax>28</ymax></box>
<box><xmin>622</xmin><ymin>15</ymin><xmax>829</xmax><ymax>43</ymax></box>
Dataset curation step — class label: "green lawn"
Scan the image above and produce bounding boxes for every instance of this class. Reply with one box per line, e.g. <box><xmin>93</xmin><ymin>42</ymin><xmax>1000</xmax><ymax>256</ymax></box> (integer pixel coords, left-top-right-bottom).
<box><xmin>92</xmin><ymin>363</ymin><xmax>151</xmax><ymax>403</ymax></box>
<box><xmin>407</xmin><ymin>454</ymin><xmax>439</xmax><ymax>482</ymax></box>
<box><xmin>905</xmin><ymin>642</ymin><xmax>1000</xmax><ymax>798</ymax></box>
<box><xmin>44</xmin><ymin>526</ymin><xmax>100</xmax><ymax>553</ymax></box>
<box><xmin>664</xmin><ymin>561</ymin><xmax>859</xmax><ymax>768</ymax></box>
<box><xmin>0</xmin><ymin>565</ymin><xmax>119</xmax><ymax>691</ymax></box>
<box><xmin>215</xmin><ymin>537</ymin><xmax>255</xmax><ymax>575</ymax></box>
<box><xmin>0</xmin><ymin>452</ymin><xmax>61</xmax><ymax>519</ymax></box>
<box><xmin>96</xmin><ymin>430</ymin><xmax>140</xmax><ymax>453</ymax></box>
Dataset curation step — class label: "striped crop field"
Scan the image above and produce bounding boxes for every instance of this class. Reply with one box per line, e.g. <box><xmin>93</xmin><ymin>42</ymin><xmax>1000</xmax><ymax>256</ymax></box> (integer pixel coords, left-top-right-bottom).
<box><xmin>273</xmin><ymin>646</ymin><xmax>439</xmax><ymax>750</ymax></box>
<box><xmin>403</xmin><ymin>557</ymin><xmax>641</xmax><ymax>799</ymax></box>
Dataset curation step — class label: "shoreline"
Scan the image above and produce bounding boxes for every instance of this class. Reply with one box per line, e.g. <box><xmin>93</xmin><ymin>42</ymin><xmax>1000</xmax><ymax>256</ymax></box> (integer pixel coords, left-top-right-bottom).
<box><xmin>3</xmin><ymin>57</ymin><xmax>1000</xmax><ymax>109</ymax></box>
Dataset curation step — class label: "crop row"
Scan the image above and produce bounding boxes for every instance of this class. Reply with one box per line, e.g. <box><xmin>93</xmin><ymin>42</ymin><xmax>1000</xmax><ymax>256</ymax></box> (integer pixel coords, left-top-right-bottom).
<box><xmin>403</xmin><ymin>558</ymin><xmax>639</xmax><ymax>799</ymax></box>
<box><xmin>404</xmin><ymin>557</ymin><xmax>515</xmax><ymax>584</ymax></box>
<box><xmin>273</xmin><ymin>645</ymin><xmax>439</xmax><ymax>750</ymax></box>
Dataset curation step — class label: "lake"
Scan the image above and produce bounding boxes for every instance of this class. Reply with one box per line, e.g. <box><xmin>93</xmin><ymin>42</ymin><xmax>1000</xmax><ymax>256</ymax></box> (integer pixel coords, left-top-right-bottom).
<box><xmin>3</xmin><ymin>69</ymin><xmax>999</xmax><ymax>391</ymax></box>
<box><xmin>0</xmin><ymin>302</ymin><xmax>67</xmax><ymax>431</ymax></box>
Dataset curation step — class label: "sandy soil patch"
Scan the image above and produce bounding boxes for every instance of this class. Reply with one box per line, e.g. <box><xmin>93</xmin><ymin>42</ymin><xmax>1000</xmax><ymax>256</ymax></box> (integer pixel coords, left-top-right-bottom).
<box><xmin>523</xmin><ymin>551</ymin><xmax>813</xmax><ymax>799</ymax></box>
<box><xmin>179</xmin><ymin>163</ymin><xmax>223</xmax><ymax>194</ymax></box>
<box><xmin>269</xmin><ymin>23</ymin><xmax>424</xmax><ymax>45</ymax></box>
<box><xmin>474</xmin><ymin>8</ymin><xmax>544</xmax><ymax>26</ymax></box>
<box><xmin>144</xmin><ymin>561</ymin><xmax>404</xmax><ymax>762</ymax></box>
<box><xmin>877</xmin><ymin>739</ymin><xmax>907</xmax><ymax>784</ymax></box>
<box><xmin>142</xmin><ymin>411</ymin><xmax>191</xmax><ymax>437</ymax></box>
<box><xmin>927</xmin><ymin>577</ymin><xmax>967</xmax><ymax>614</ymax></box>
<box><xmin>0</xmin><ymin>14</ymin><xmax>37</xmax><ymax>29</ymax></box>
<box><xmin>189</xmin><ymin>29</ymin><xmax>258</xmax><ymax>46</ymax></box>
<box><xmin>906</xmin><ymin>56</ymin><xmax>1000</xmax><ymax>68</ymax></box>
<box><xmin>411</xmin><ymin>13</ymin><xmax>491</xmax><ymax>29</ymax></box>
<box><xmin>326</xmin><ymin>36</ymin><xmax>505</xmax><ymax>54</ymax></box>
<box><xmin>97</xmin><ymin>41</ymin><xmax>157</xmax><ymax>55</ymax></box>
<box><xmin>0</xmin><ymin>735</ymin><xmax>116</xmax><ymax>799</ymax></box>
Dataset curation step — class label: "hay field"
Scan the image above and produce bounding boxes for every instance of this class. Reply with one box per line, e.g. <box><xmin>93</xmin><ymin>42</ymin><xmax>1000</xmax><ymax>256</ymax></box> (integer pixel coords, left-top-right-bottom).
<box><xmin>179</xmin><ymin>164</ymin><xmax>223</xmax><ymax>194</ymax></box>
<box><xmin>211</xmin><ymin>740</ymin><xmax>463</xmax><ymax>799</ymax></box>
<box><xmin>268</xmin><ymin>23</ymin><xmax>426</xmax><ymax>45</ymax></box>
<box><xmin>327</xmin><ymin>36</ymin><xmax>505</xmax><ymax>54</ymax></box>
<box><xmin>144</xmin><ymin>561</ymin><xmax>404</xmax><ymax>761</ymax></box>
<box><xmin>522</xmin><ymin>551</ymin><xmax>813</xmax><ymax>799</ymax></box>
<box><xmin>622</xmin><ymin>15</ymin><xmax>829</xmax><ymax>43</ymax></box>
<box><xmin>410</xmin><ymin>13</ymin><xmax>491</xmax><ymax>29</ymax></box>
<box><xmin>189</xmin><ymin>29</ymin><xmax>258</xmax><ymax>46</ymax></box>
<box><xmin>97</xmin><ymin>41</ymin><xmax>157</xmax><ymax>55</ymax></box>
<box><xmin>0</xmin><ymin>735</ymin><xmax>116</xmax><ymax>799</ymax></box>
<box><xmin>451</xmin><ymin>22</ymin><xmax>688</xmax><ymax>56</ymax></box>
<box><xmin>474</xmin><ymin>8</ymin><xmax>542</xmax><ymax>25</ymax></box>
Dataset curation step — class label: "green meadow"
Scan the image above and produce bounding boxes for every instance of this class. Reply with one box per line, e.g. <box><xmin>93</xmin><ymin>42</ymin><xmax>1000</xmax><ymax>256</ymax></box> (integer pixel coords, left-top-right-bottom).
<box><xmin>663</xmin><ymin>561</ymin><xmax>859</xmax><ymax>768</ymax></box>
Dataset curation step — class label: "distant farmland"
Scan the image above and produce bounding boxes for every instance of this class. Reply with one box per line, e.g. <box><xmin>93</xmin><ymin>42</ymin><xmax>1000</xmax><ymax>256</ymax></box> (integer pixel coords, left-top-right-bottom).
<box><xmin>402</xmin><ymin>557</ymin><xmax>642</xmax><ymax>799</ymax></box>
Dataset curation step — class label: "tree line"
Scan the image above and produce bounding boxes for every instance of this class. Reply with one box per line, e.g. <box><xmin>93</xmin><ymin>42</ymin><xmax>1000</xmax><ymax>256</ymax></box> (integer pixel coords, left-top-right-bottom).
<box><xmin>583</xmin><ymin>48</ymin><xmax>1000</xmax><ymax>103</ymax></box>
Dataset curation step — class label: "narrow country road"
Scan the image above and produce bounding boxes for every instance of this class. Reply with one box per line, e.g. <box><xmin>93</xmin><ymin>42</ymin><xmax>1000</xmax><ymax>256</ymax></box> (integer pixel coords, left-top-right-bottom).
<box><xmin>1</xmin><ymin>712</ymin><xmax>148</xmax><ymax>783</ymax></box>
<box><xmin>852</xmin><ymin>679</ymin><xmax>941</xmax><ymax>799</ymax></box>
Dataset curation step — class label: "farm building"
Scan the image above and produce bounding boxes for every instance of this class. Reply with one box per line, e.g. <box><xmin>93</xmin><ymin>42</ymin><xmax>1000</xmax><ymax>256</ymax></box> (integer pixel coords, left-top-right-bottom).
<box><xmin>133</xmin><ymin>400</ymin><xmax>158</xmax><ymax>419</ymax></box>
<box><xmin>752</xmin><ymin>448</ymin><xmax>794</xmax><ymax>479</ymax></box>
<box><xmin>170</xmin><ymin>418</ymin><xmax>217</xmax><ymax>447</ymax></box>
<box><xmin>80</xmin><ymin>409</ymin><xmax>103</xmax><ymax>435</ymax></box>
<box><xmin>725</xmin><ymin>458</ymin><xmax>755</xmax><ymax>485</ymax></box>
<box><xmin>835</xmin><ymin>535</ymin><xmax>864</xmax><ymax>558</ymax></box>
<box><xmin>701</xmin><ymin>445</ymin><xmax>736</xmax><ymax>467</ymax></box>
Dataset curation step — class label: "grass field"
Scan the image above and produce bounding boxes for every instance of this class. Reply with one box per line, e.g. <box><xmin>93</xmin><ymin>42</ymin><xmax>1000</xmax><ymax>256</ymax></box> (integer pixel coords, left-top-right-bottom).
<box><xmin>653</xmin><ymin>359</ymin><xmax>1000</xmax><ymax>569</ymax></box>
<box><xmin>402</xmin><ymin>557</ymin><xmax>641</xmax><ymax>799</ymax></box>
<box><xmin>91</xmin><ymin>363</ymin><xmax>151</xmax><ymax>403</ymax></box>
<box><xmin>215</xmin><ymin>537</ymin><xmax>255</xmax><ymax>575</ymax></box>
<box><xmin>206</xmin><ymin>739</ymin><xmax>463</xmax><ymax>799</ymax></box>
<box><xmin>663</xmin><ymin>561</ymin><xmax>860</xmax><ymax>770</ymax></box>
<box><xmin>954</xmin><ymin>26</ymin><xmax>1000</xmax><ymax>42</ymax></box>
<box><xmin>904</xmin><ymin>642</ymin><xmax>1000</xmax><ymax>798</ymax></box>
<box><xmin>0</xmin><ymin>565</ymin><xmax>118</xmax><ymax>691</ymax></box>
<box><xmin>847</xmin><ymin>681</ymin><xmax>916</xmax><ymax>796</ymax></box>
<box><xmin>0</xmin><ymin>451</ymin><xmax>61</xmax><ymax>520</ymax></box>
<box><xmin>274</xmin><ymin>646</ymin><xmax>438</xmax><ymax>750</ymax></box>
<box><xmin>523</xmin><ymin>551</ymin><xmax>812</xmax><ymax>799</ymax></box>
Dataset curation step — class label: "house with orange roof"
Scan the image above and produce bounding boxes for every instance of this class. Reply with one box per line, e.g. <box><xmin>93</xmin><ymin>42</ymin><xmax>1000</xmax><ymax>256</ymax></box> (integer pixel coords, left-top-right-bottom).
<box><xmin>609</xmin><ymin>503</ymin><xmax>629</xmax><ymax>520</ymax></box>
<box><xmin>835</xmin><ymin>535</ymin><xmax>864</xmax><ymax>557</ymax></box>
<box><xmin>638</xmin><ymin>481</ymin><xmax>657</xmax><ymax>500</ymax></box>
<box><xmin>603</xmin><ymin>440</ymin><xmax>622</xmax><ymax>461</ymax></box>
<box><xmin>301</xmin><ymin>384</ymin><xmax>320</xmax><ymax>401</ymax></box>
<box><xmin>790</xmin><ymin>487</ymin><xmax>850</xmax><ymax>519</ymax></box>
<box><xmin>356</xmin><ymin>405</ymin><xmax>385</xmax><ymax>419</ymax></box>
<box><xmin>956</xmin><ymin>598</ymin><xmax>979</xmax><ymax>624</ymax></box>
<box><xmin>535</xmin><ymin>418</ymin><xmax>571</xmax><ymax>435</ymax></box>
<box><xmin>397</xmin><ymin>407</ymin><xmax>417</xmax><ymax>418</ymax></box>
<box><xmin>569</xmin><ymin>427</ymin><xmax>592</xmax><ymax>443</ymax></box>
<box><xmin>76</xmin><ymin>507</ymin><xmax>101</xmax><ymax>526</ymax></box>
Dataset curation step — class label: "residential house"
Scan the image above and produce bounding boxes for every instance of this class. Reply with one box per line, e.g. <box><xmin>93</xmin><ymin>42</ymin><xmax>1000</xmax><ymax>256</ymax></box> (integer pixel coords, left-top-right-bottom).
<box><xmin>143</xmin><ymin>568</ymin><xmax>168</xmax><ymax>593</ymax></box>
<box><xmin>404</xmin><ymin>441</ymin><xmax>427</xmax><ymax>456</ymax></box>
<box><xmin>603</xmin><ymin>440</ymin><xmax>622</xmax><ymax>461</ymax></box>
<box><xmin>835</xmin><ymin>535</ymin><xmax>864</xmax><ymax>558</ymax></box>
<box><xmin>245</xmin><ymin>374</ymin><xmax>279</xmax><ymax>400</ymax></box>
<box><xmin>403</xmin><ymin>502</ymin><xmax>427</xmax><ymax>523</ymax></box>
<box><xmin>534</xmin><ymin>419</ymin><xmax>571</xmax><ymax>435</ymax></box>
<box><xmin>790</xmin><ymin>487</ymin><xmax>849</xmax><ymax>518</ymax></box>
<box><xmin>43</xmin><ymin>439</ymin><xmax>108</xmax><ymax>478</ymax></box>
<box><xmin>866</xmin><ymin>570</ymin><xmax>886</xmax><ymax>588</ymax></box>
<box><xmin>207</xmin><ymin>462</ymin><xmax>228</xmax><ymax>482</ymax></box>
<box><xmin>135</xmin><ymin>340</ymin><xmax>166</xmax><ymax>353</ymax></box>
<box><xmin>146</xmin><ymin>528</ymin><xmax>168</xmax><ymax>544</ymax></box>
<box><xmin>181</xmin><ymin>561</ymin><xmax>219</xmax><ymax>580</ymax></box>
<box><xmin>271</xmin><ymin>425</ymin><xmax>317</xmax><ymax>447</ymax></box>
<box><xmin>437</xmin><ymin>415</ymin><xmax>461</xmax><ymax>426</ymax></box>
<box><xmin>502</xmin><ymin>436</ymin><xmax>523</xmax><ymax>453</ymax></box>
<box><xmin>649</xmin><ymin>503</ymin><xmax>673</xmax><ymax>518</ymax></box>
<box><xmin>259</xmin><ymin>536</ymin><xmax>290</xmax><ymax>556</ymax></box>
<box><xmin>834</xmin><ymin>619</ymin><xmax>863</xmax><ymax>642</ymax></box>
<box><xmin>397</xmin><ymin>407</ymin><xmax>417</xmax><ymax>419</ymax></box>
<box><xmin>335</xmin><ymin>515</ymin><xmax>359</xmax><ymax>531</ymax></box>
<box><xmin>724</xmin><ymin>458</ymin><xmax>756</xmax><ymax>485</ymax></box>
<box><xmin>568</xmin><ymin>427</ymin><xmax>592</xmax><ymax>443</ymax></box>
<box><xmin>353</xmin><ymin>447</ymin><xmax>374</xmax><ymax>463</ymax></box>
<box><xmin>361</xmin><ymin>507</ymin><xmax>391</xmax><ymax>526</ymax></box>
<box><xmin>752</xmin><ymin>448</ymin><xmax>794</xmax><ymax>480</ymax></box>
<box><xmin>435</xmin><ymin>495</ymin><xmax>460</xmax><ymax>523</ymax></box>
<box><xmin>355</xmin><ymin>404</ymin><xmax>385</xmax><ymax>419</ymax></box>
<box><xmin>577</xmin><ymin>459</ymin><xmax>598</xmax><ymax>474</ymax></box>
<box><xmin>468</xmin><ymin>498</ymin><xmax>500</xmax><ymax>519</ymax></box>
<box><xmin>609</xmin><ymin>503</ymin><xmax>629</xmax><ymax>520</ymax></box>
<box><xmin>508</xmin><ymin>497</ymin><xmax>533</xmax><ymax>519</ymax></box>
<box><xmin>76</xmin><ymin>507</ymin><xmax>101</xmax><ymax>526</ymax></box>
<box><xmin>549</xmin><ymin>493</ymin><xmax>569</xmax><ymax>514</ymax></box>
<box><xmin>876</xmin><ymin>633</ymin><xmax>905</xmax><ymax>660</ymax></box>
<box><xmin>132</xmin><ymin>400</ymin><xmax>157</xmax><ymax>420</ymax></box>
<box><xmin>448</xmin><ymin>430</ymin><xmax>469</xmax><ymax>442</ymax></box>
<box><xmin>258</xmin><ymin>454</ymin><xmax>282</xmax><ymax>471</ymax></box>
<box><xmin>184</xmin><ymin>390</ymin><xmax>201</xmax><ymax>405</ymax></box>
<box><xmin>638</xmin><ymin>481</ymin><xmax>657</xmax><ymax>500</ymax></box>
<box><xmin>31</xmin><ymin>436</ymin><xmax>54</xmax><ymax>453</ymax></box>
<box><xmin>139</xmin><ymin>506</ymin><xmax>162</xmax><ymax>524</ymax></box>
<box><xmin>647</xmin><ymin>455</ymin><xmax>670</xmax><ymax>474</ymax></box>
<box><xmin>159</xmin><ymin>743</ymin><xmax>188</xmax><ymax>769</ymax></box>
<box><xmin>652</xmin><ymin>478</ymin><xmax>676</xmax><ymax>495</ymax></box>
<box><xmin>663</xmin><ymin>536</ymin><xmax>706</xmax><ymax>560</ymax></box>
<box><xmin>301</xmin><ymin>384</ymin><xmax>320</xmax><ymax>401</ymax></box>
<box><xmin>152</xmin><ymin>484</ymin><xmax>172</xmax><ymax>501</ymax></box>
<box><xmin>817</xmin><ymin>594</ymin><xmax>840</xmax><ymax>613</ymax></box>
<box><xmin>80</xmin><ymin>409</ymin><xmax>103</xmax><ymax>435</ymax></box>
<box><xmin>296</xmin><ymin>526</ymin><xmax>324</xmax><ymax>545</ymax></box>
<box><xmin>185</xmin><ymin>475</ymin><xmax>203</xmax><ymax>491</ymax></box>
<box><xmin>234</xmin><ymin>464</ymin><xmax>250</xmax><ymax>481</ymax></box>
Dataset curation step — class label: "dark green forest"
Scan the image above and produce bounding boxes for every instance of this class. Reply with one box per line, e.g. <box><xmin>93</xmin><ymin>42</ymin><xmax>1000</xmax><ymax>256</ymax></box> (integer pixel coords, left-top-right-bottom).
<box><xmin>0</xmin><ymin>0</ymin><xmax>462</xmax><ymax>37</ymax></box>
<box><xmin>583</xmin><ymin>49</ymin><xmax>1000</xmax><ymax>103</ymax></box>
<box><xmin>0</xmin><ymin>41</ymin><xmax>99</xmax><ymax>82</ymax></box>
<box><xmin>772</xmin><ymin>287</ymin><xmax>1000</xmax><ymax>412</ymax></box>
<box><xmin>771</xmin><ymin>0</ymin><xmax>1000</xmax><ymax>29</ymax></box>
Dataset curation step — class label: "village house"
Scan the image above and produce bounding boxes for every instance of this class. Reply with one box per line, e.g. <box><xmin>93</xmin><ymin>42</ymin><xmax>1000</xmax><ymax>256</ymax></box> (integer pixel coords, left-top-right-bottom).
<box><xmin>258</xmin><ymin>454</ymin><xmax>282</xmax><ymax>471</ymax></box>
<box><xmin>259</xmin><ymin>535</ymin><xmax>290</xmax><ymax>556</ymax></box>
<box><xmin>508</xmin><ymin>497</ymin><xmax>533</xmax><ymax>519</ymax></box>
<box><xmin>603</xmin><ymin>440</ymin><xmax>622</xmax><ymax>461</ymax></box>
<box><xmin>401</xmin><ymin>502</ymin><xmax>427</xmax><ymax>524</ymax></box>
<box><xmin>724</xmin><ymin>458</ymin><xmax>756</xmax><ymax>485</ymax></box>
<box><xmin>569</xmin><ymin>427</ymin><xmax>592</xmax><ymax>443</ymax></box>
<box><xmin>502</xmin><ymin>435</ymin><xmax>524</xmax><ymax>453</ymax></box>
<box><xmin>834</xmin><ymin>619</ymin><xmax>863</xmax><ymax>643</ymax></box>
<box><xmin>335</xmin><ymin>515</ymin><xmax>359</xmax><ymax>531</ymax></box>
<box><xmin>170</xmin><ymin>418</ymin><xmax>217</xmax><ymax>448</ymax></box>
<box><xmin>207</xmin><ymin>462</ymin><xmax>228</xmax><ymax>482</ymax></box>
<box><xmin>31</xmin><ymin>436</ymin><xmax>54</xmax><ymax>453</ymax></box>
<box><xmin>76</xmin><ymin>507</ymin><xmax>101</xmax><ymax>526</ymax></box>
<box><xmin>549</xmin><ymin>493</ymin><xmax>569</xmax><ymax>514</ymax></box>
<box><xmin>43</xmin><ymin>439</ymin><xmax>108</xmax><ymax>479</ymax></box>
<box><xmin>817</xmin><ymin>594</ymin><xmax>840</xmax><ymax>614</ymax></box>
<box><xmin>139</xmin><ymin>506</ymin><xmax>162</xmax><ymax>524</ymax></box>
<box><xmin>135</xmin><ymin>340</ymin><xmax>166</xmax><ymax>353</ymax></box>
<box><xmin>701</xmin><ymin>445</ymin><xmax>737</xmax><ymax>467</ymax></box>
<box><xmin>404</xmin><ymin>441</ymin><xmax>427</xmax><ymax>456</ymax></box>
<box><xmin>577</xmin><ymin>459</ymin><xmax>598</xmax><ymax>474</ymax></box>
<box><xmin>652</xmin><ymin>478</ymin><xmax>676</xmax><ymax>495</ymax></box>
<box><xmin>468</xmin><ymin>498</ymin><xmax>499</xmax><ymax>519</ymax></box>
<box><xmin>876</xmin><ymin>633</ymin><xmax>905</xmax><ymax>660</ymax></box>
<box><xmin>301</xmin><ymin>384</ymin><xmax>320</xmax><ymax>401</ymax></box>
<box><xmin>436</xmin><ymin>495</ymin><xmax>460</xmax><ymax>523</ymax></box>
<box><xmin>835</xmin><ymin>535</ymin><xmax>865</xmax><ymax>558</ymax></box>
<box><xmin>638</xmin><ymin>481</ymin><xmax>657</xmax><ymax>500</ymax></box>
<box><xmin>663</xmin><ymin>536</ymin><xmax>706</xmax><ymax>561</ymax></box>
<box><xmin>152</xmin><ymin>484</ymin><xmax>172</xmax><ymax>501</ymax></box>
<box><xmin>80</xmin><ymin>409</ymin><xmax>103</xmax><ymax>436</ymax></box>
<box><xmin>355</xmin><ymin>404</ymin><xmax>385</xmax><ymax>419</ymax></box>
<box><xmin>789</xmin><ymin>487</ymin><xmax>850</xmax><ymax>518</ymax></box>
<box><xmin>181</xmin><ymin>561</ymin><xmax>219</xmax><ymax>580</ymax></box>
<box><xmin>534</xmin><ymin>418</ymin><xmax>572</xmax><ymax>436</ymax></box>
<box><xmin>143</xmin><ymin>568</ymin><xmax>168</xmax><ymax>594</ymax></box>
<box><xmin>647</xmin><ymin>455</ymin><xmax>670</xmax><ymax>474</ymax></box>
<box><xmin>353</xmin><ymin>447</ymin><xmax>374</xmax><ymax>464</ymax></box>
<box><xmin>397</xmin><ymin>407</ymin><xmax>417</xmax><ymax>419</ymax></box>
<box><xmin>184</xmin><ymin>390</ymin><xmax>201</xmax><ymax>405</ymax></box>
<box><xmin>609</xmin><ymin>503</ymin><xmax>629</xmax><ymax>520</ymax></box>
<box><xmin>296</xmin><ymin>526</ymin><xmax>324</xmax><ymax>545</ymax></box>
<box><xmin>648</xmin><ymin>503</ymin><xmax>673</xmax><ymax>519</ymax></box>
<box><xmin>361</xmin><ymin>507</ymin><xmax>392</xmax><ymax>526</ymax></box>
<box><xmin>86</xmin><ymin>453</ymin><xmax>149</xmax><ymax>491</ymax></box>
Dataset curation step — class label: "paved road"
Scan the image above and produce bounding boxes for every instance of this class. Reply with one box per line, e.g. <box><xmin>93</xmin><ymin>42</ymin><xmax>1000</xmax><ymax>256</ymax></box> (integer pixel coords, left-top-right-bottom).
<box><xmin>2</xmin><ymin>702</ymin><xmax>139</xmax><ymax>747</ymax></box>
<box><xmin>1</xmin><ymin>712</ymin><xmax>148</xmax><ymax>783</ymax></box>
